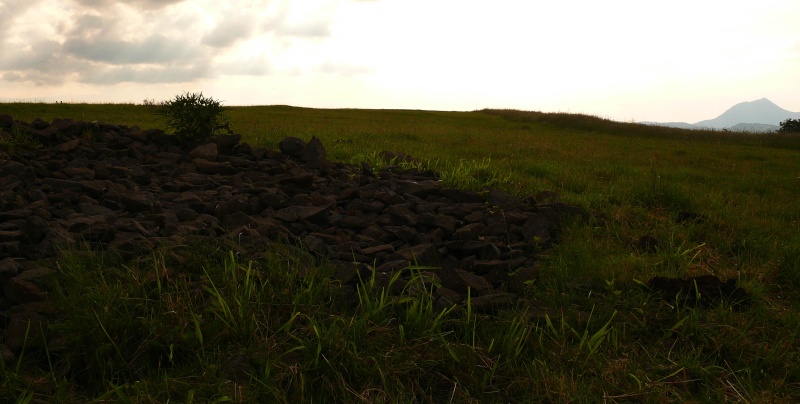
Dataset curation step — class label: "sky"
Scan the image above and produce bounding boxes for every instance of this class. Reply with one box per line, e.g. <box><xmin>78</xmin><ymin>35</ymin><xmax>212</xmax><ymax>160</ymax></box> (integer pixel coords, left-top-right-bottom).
<box><xmin>1</xmin><ymin>0</ymin><xmax>799</xmax><ymax>123</ymax></box>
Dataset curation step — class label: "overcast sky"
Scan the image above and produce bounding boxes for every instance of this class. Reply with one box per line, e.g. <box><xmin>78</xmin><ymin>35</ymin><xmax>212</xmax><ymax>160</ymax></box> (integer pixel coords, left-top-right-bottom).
<box><xmin>1</xmin><ymin>0</ymin><xmax>799</xmax><ymax>123</ymax></box>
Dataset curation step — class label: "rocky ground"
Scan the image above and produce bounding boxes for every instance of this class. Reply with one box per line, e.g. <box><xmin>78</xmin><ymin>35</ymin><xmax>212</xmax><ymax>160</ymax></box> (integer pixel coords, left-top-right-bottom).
<box><xmin>0</xmin><ymin>115</ymin><xmax>586</xmax><ymax>364</ymax></box>
<box><xmin>0</xmin><ymin>115</ymin><xmax>747</xmax><ymax>369</ymax></box>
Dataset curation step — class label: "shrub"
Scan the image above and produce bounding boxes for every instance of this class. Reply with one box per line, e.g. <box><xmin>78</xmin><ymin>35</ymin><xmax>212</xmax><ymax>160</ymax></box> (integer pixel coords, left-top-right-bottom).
<box><xmin>778</xmin><ymin>118</ymin><xmax>800</xmax><ymax>134</ymax></box>
<box><xmin>155</xmin><ymin>92</ymin><xmax>231</xmax><ymax>143</ymax></box>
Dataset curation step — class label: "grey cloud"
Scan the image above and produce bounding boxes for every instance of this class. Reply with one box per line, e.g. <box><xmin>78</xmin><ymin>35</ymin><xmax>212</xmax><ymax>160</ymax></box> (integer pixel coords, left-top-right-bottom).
<box><xmin>0</xmin><ymin>72</ymin><xmax>29</xmax><ymax>83</ymax></box>
<box><xmin>0</xmin><ymin>40</ymin><xmax>62</xmax><ymax>69</ymax></box>
<box><xmin>0</xmin><ymin>0</ymin><xmax>46</xmax><ymax>36</ymax></box>
<box><xmin>0</xmin><ymin>68</ymin><xmax>71</xmax><ymax>86</ymax></box>
<box><xmin>70</xmin><ymin>13</ymin><xmax>106</xmax><ymax>33</ymax></box>
<box><xmin>1</xmin><ymin>28</ymin><xmax>208</xmax><ymax>86</ymax></box>
<box><xmin>71</xmin><ymin>0</ymin><xmax>185</xmax><ymax>10</ymax></box>
<box><xmin>60</xmin><ymin>8</ymin><xmax>207</xmax><ymax>66</ymax></box>
<box><xmin>0</xmin><ymin>0</ymin><xmax>45</xmax><ymax>16</ymax></box>
<box><xmin>202</xmin><ymin>16</ymin><xmax>257</xmax><ymax>48</ymax></box>
<box><xmin>276</xmin><ymin>21</ymin><xmax>330</xmax><ymax>38</ymax></box>
<box><xmin>0</xmin><ymin>37</ymin><xmax>72</xmax><ymax>85</ymax></box>
<box><xmin>78</xmin><ymin>64</ymin><xmax>211</xmax><ymax>84</ymax></box>
<box><xmin>1</xmin><ymin>0</ymin><xmax>332</xmax><ymax>87</ymax></box>
<box><xmin>216</xmin><ymin>57</ymin><xmax>273</xmax><ymax>76</ymax></box>
<box><xmin>4</xmin><ymin>60</ymin><xmax>212</xmax><ymax>86</ymax></box>
<box><xmin>64</xmin><ymin>35</ymin><xmax>204</xmax><ymax>65</ymax></box>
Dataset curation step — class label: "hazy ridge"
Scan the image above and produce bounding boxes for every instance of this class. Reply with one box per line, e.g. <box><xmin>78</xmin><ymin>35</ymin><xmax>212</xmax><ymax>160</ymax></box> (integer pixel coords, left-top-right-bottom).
<box><xmin>642</xmin><ymin>98</ymin><xmax>800</xmax><ymax>132</ymax></box>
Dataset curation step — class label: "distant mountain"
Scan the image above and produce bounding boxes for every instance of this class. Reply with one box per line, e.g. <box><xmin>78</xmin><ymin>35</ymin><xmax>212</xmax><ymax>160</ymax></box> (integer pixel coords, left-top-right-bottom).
<box><xmin>695</xmin><ymin>98</ymin><xmax>800</xmax><ymax>129</ymax></box>
<box><xmin>642</xmin><ymin>98</ymin><xmax>800</xmax><ymax>132</ymax></box>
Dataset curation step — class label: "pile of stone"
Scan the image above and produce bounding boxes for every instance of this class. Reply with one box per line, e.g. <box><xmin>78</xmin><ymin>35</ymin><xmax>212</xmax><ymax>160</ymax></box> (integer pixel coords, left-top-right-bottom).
<box><xmin>0</xmin><ymin>114</ymin><xmax>582</xmax><ymax>360</ymax></box>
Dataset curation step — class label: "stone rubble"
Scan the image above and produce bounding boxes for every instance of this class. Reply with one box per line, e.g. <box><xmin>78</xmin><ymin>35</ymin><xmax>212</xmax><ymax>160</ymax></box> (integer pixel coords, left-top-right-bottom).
<box><xmin>0</xmin><ymin>114</ymin><xmax>583</xmax><ymax>362</ymax></box>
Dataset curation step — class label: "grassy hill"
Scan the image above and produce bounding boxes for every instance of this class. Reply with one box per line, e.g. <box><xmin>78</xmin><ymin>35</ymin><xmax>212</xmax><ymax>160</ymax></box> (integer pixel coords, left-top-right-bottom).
<box><xmin>2</xmin><ymin>102</ymin><xmax>799</xmax><ymax>402</ymax></box>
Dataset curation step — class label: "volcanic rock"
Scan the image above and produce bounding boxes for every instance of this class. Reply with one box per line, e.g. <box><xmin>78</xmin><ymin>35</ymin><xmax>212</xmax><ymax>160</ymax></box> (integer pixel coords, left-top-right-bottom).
<box><xmin>279</xmin><ymin>137</ymin><xmax>305</xmax><ymax>157</ymax></box>
<box><xmin>0</xmin><ymin>115</ymin><xmax>589</xmax><ymax>351</ymax></box>
<box><xmin>189</xmin><ymin>143</ymin><xmax>218</xmax><ymax>161</ymax></box>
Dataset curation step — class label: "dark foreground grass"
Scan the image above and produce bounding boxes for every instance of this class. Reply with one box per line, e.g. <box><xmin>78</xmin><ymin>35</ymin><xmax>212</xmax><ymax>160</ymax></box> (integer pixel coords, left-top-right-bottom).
<box><xmin>1</xmin><ymin>102</ymin><xmax>800</xmax><ymax>402</ymax></box>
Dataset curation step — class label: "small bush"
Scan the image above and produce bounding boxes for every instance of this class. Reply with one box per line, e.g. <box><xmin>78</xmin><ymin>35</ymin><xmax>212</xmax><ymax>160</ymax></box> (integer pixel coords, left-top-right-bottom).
<box><xmin>155</xmin><ymin>92</ymin><xmax>231</xmax><ymax>143</ymax></box>
<box><xmin>778</xmin><ymin>118</ymin><xmax>800</xmax><ymax>134</ymax></box>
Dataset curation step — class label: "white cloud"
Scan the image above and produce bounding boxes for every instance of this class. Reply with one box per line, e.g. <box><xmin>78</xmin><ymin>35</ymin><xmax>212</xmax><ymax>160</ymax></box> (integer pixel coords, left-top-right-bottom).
<box><xmin>260</xmin><ymin>1</ymin><xmax>338</xmax><ymax>38</ymax></box>
<box><xmin>318</xmin><ymin>61</ymin><xmax>374</xmax><ymax>77</ymax></box>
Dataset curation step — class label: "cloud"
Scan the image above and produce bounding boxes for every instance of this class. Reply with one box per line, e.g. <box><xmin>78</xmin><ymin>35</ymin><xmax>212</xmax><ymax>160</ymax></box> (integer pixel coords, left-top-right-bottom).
<box><xmin>202</xmin><ymin>15</ymin><xmax>257</xmax><ymax>48</ymax></box>
<box><xmin>0</xmin><ymin>4</ymin><xmax>208</xmax><ymax>85</ymax></box>
<box><xmin>66</xmin><ymin>13</ymin><xmax>107</xmax><ymax>36</ymax></box>
<box><xmin>274</xmin><ymin>18</ymin><xmax>331</xmax><ymax>38</ymax></box>
<box><xmin>263</xmin><ymin>1</ymin><xmax>336</xmax><ymax>38</ymax></box>
<box><xmin>0</xmin><ymin>73</ymin><xmax>27</xmax><ymax>84</ymax></box>
<box><xmin>64</xmin><ymin>35</ymin><xmax>204</xmax><ymax>65</ymax></box>
<box><xmin>0</xmin><ymin>68</ymin><xmax>72</xmax><ymax>86</ymax></box>
<box><xmin>318</xmin><ymin>61</ymin><xmax>373</xmax><ymax>77</ymax></box>
<box><xmin>216</xmin><ymin>57</ymin><xmax>273</xmax><ymax>76</ymax></box>
<box><xmin>59</xmin><ymin>10</ymin><xmax>205</xmax><ymax>65</ymax></box>
<box><xmin>0</xmin><ymin>36</ymin><xmax>75</xmax><ymax>85</ymax></box>
<box><xmin>0</xmin><ymin>0</ymin><xmax>49</xmax><ymax>41</ymax></box>
<box><xmin>0</xmin><ymin>40</ymin><xmax>62</xmax><ymax>70</ymax></box>
<box><xmin>0</xmin><ymin>0</ymin><xmax>349</xmax><ymax>87</ymax></box>
<box><xmin>0</xmin><ymin>0</ymin><xmax>46</xmax><ymax>21</ymax></box>
<box><xmin>71</xmin><ymin>0</ymin><xmax>185</xmax><ymax>10</ymax></box>
<box><xmin>77</xmin><ymin>64</ymin><xmax>212</xmax><ymax>84</ymax></box>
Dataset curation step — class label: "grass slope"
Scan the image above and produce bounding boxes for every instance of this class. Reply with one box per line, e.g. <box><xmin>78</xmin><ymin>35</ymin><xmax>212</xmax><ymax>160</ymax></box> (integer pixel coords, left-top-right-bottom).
<box><xmin>1</xmin><ymin>102</ymin><xmax>799</xmax><ymax>402</ymax></box>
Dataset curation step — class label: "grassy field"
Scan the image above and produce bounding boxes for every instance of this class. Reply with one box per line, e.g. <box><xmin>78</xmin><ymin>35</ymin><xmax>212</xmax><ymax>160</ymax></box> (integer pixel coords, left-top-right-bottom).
<box><xmin>2</xmin><ymin>102</ymin><xmax>800</xmax><ymax>402</ymax></box>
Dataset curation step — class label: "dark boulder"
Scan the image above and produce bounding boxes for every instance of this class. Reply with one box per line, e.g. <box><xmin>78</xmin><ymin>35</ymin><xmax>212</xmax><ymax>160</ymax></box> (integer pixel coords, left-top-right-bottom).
<box><xmin>279</xmin><ymin>137</ymin><xmax>305</xmax><ymax>157</ymax></box>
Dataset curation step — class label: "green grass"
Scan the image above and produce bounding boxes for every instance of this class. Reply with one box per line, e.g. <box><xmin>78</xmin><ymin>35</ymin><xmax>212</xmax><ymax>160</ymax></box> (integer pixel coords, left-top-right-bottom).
<box><xmin>2</xmin><ymin>102</ymin><xmax>800</xmax><ymax>402</ymax></box>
